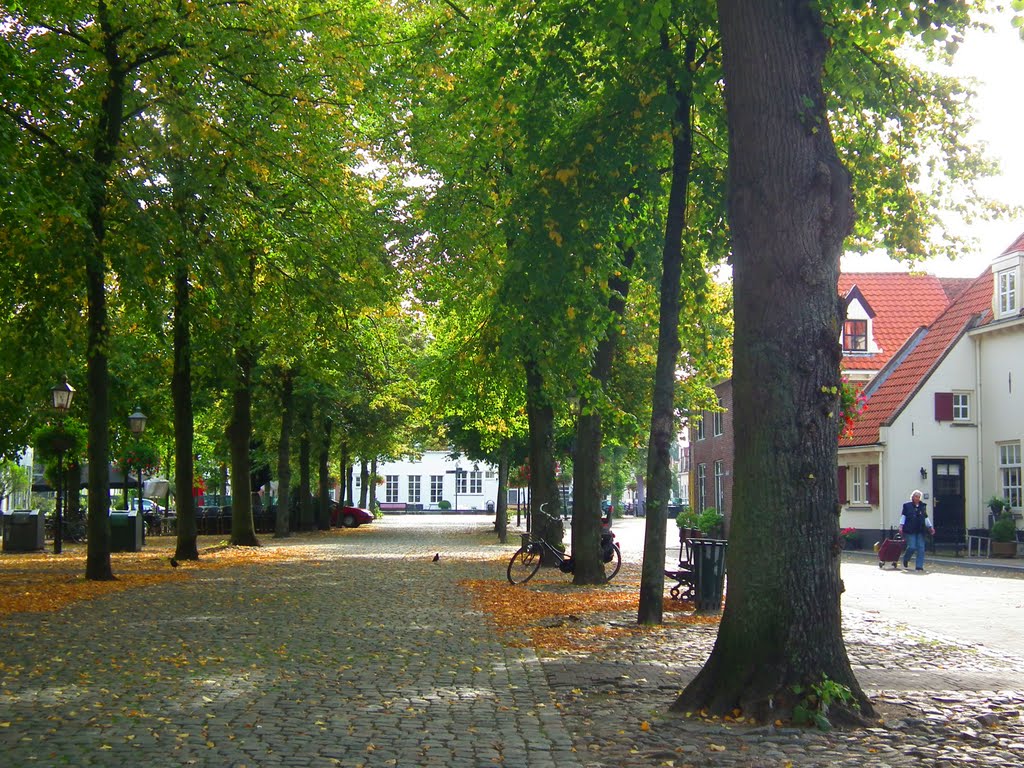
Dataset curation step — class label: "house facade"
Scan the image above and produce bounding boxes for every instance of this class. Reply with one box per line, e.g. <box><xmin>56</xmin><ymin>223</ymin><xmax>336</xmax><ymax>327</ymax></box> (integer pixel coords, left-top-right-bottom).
<box><xmin>354</xmin><ymin>450</ymin><xmax>500</xmax><ymax>512</ymax></box>
<box><xmin>691</xmin><ymin>271</ymin><xmax>962</xmax><ymax>529</ymax></box>
<box><xmin>839</xmin><ymin>233</ymin><xmax>1024</xmax><ymax>542</ymax></box>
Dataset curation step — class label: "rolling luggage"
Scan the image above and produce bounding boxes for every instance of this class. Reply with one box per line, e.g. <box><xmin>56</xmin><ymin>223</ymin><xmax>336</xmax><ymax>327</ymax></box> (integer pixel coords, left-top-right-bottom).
<box><xmin>877</xmin><ymin>535</ymin><xmax>906</xmax><ymax>569</ymax></box>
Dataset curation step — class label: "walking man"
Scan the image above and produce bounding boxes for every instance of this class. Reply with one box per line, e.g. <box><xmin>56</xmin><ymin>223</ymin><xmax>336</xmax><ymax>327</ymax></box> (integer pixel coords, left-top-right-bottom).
<box><xmin>899</xmin><ymin>489</ymin><xmax>935</xmax><ymax>571</ymax></box>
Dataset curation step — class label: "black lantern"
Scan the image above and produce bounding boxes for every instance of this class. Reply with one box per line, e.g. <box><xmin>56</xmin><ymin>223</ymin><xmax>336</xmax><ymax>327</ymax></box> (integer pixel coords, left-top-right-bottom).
<box><xmin>50</xmin><ymin>376</ymin><xmax>75</xmax><ymax>554</ymax></box>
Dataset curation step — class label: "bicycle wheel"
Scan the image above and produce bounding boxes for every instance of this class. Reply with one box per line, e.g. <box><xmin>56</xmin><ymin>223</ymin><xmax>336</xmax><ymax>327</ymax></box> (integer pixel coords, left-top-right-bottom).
<box><xmin>602</xmin><ymin>544</ymin><xmax>622</xmax><ymax>583</ymax></box>
<box><xmin>507</xmin><ymin>546</ymin><xmax>543</xmax><ymax>585</ymax></box>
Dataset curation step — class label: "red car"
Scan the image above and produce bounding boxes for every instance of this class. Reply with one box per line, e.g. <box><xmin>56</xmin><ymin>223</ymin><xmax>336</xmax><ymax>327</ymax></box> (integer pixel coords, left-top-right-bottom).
<box><xmin>331</xmin><ymin>504</ymin><xmax>374</xmax><ymax>528</ymax></box>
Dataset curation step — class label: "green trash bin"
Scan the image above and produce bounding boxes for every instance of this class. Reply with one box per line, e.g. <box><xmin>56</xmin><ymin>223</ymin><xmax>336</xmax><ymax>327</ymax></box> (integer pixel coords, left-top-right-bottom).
<box><xmin>110</xmin><ymin>511</ymin><xmax>143</xmax><ymax>552</ymax></box>
<box><xmin>2</xmin><ymin>510</ymin><xmax>45</xmax><ymax>552</ymax></box>
<box><xmin>689</xmin><ymin>538</ymin><xmax>728</xmax><ymax>613</ymax></box>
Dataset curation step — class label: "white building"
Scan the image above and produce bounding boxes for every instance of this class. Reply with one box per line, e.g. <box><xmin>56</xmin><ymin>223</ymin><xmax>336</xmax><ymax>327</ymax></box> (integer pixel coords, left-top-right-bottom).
<box><xmin>839</xmin><ymin>232</ymin><xmax>1024</xmax><ymax>543</ymax></box>
<box><xmin>356</xmin><ymin>450</ymin><xmax>500</xmax><ymax>511</ymax></box>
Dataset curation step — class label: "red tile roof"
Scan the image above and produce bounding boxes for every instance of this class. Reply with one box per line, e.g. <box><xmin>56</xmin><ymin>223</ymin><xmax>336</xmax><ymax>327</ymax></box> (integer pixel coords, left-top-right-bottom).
<box><xmin>837</xmin><ymin>273</ymin><xmax>954</xmax><ymax>372</ymax></box>
<box><xmin>1001</xmin><ymin>232</ymin><xmax>1024</xmax><ymax>256</ymax></box>
<box><xmin>840</xmin><ymin>269</ymin><xmax>993</xmax><ymax>448</ymax></box>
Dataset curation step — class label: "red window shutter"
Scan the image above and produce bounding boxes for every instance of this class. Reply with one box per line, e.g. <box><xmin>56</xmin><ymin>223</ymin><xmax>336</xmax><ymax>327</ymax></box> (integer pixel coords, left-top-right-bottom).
<box><xmin>934</xmin><ymin>392</ymin><xmax>954</xmax><ymax>421</ymax></box>
<box><xmin>837</xmin><ymin>465</ymin><xmax>848</xmax><ymax>504</ymax></box>
<box><xmin>867</xmin><ymin>464</ymin><xmax>880</xmax><ymax>505</ymax></box>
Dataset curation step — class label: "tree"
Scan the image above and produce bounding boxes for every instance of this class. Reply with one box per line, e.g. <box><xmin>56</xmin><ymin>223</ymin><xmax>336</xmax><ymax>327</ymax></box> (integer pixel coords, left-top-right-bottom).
<box><xmin>673</xmin><ymin>0</ymin><xmax>865</xmax><ymax>720</ymax></box>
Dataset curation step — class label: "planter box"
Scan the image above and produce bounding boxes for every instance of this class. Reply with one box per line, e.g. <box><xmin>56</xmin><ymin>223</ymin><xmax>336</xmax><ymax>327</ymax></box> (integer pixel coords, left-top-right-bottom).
<box><xmin>990</xmin><ymin>540</ymin><xmax>1017</xmax><ymax>558</ymax></box>
<box><xmin>991</xmin><ymin>540</ymin><xmax>1015</xmax><ymax>561</ymax></box>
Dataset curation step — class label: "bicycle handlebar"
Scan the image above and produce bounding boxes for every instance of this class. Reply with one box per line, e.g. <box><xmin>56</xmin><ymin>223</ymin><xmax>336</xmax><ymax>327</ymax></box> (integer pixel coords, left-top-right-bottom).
<box><xmin>536</xmin><ymin>502</ymin><xmax>561</xmax><ymax>521</ymax></box>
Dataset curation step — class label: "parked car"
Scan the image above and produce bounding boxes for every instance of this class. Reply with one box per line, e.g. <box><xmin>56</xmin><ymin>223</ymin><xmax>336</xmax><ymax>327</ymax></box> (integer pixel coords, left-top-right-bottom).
<box><xmin>330</xmin><ymin>503</ymin><xmax>374</xmax><ymax>528</ymax></box>
<box><xmin>127</xmin><ymin>498</ymin><xmax>176</xmax><ymax>535</ymax></box>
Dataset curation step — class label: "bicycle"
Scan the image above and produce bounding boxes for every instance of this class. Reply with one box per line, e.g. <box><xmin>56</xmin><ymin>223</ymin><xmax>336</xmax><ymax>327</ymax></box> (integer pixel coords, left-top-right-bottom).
<box><xmin>506</xmin><ymin>503</ymin><xmax>622</xmax><ymax>585</ymax></box>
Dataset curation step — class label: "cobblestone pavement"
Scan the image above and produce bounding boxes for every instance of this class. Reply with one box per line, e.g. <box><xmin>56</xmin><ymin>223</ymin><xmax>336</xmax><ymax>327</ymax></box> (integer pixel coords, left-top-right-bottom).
<box><xmin>1</xmin><ymin>515</ymin><xmax>1022</xmax><ymax>767</ymax></box>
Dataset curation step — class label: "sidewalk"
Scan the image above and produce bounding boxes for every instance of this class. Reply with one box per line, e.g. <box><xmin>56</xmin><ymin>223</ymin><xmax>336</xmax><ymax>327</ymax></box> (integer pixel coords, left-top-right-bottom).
<box><xmin>0</xmin><ymin>515</ymin><xmax>1021</xmax><ymax>767</ymax></box>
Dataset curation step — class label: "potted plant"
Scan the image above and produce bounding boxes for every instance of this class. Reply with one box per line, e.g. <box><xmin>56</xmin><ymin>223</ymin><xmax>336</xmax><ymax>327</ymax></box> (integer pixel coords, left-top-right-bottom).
<box><xmin>987</xmin><ymin>495</ymin><xmax>1009</xmax><ymax>516</ymax></box>
<box><xmin>990</xmin><ymin>510</ymin><xmax>1018</xmax><ymax>558</ymax></box>
<box><xmin>675</xmin><ymin>506</ymin><xmax>701</xmax><ymax>542</ymax></box>
<box><xmin>696</xmin><ymin>507</ymin><xmax>726</xmax><ymax>538</ymax></box>
<box><xmin>839</xmin><ymin>527</ymin><xmax>861</xmax><ymax>550</ymax></box>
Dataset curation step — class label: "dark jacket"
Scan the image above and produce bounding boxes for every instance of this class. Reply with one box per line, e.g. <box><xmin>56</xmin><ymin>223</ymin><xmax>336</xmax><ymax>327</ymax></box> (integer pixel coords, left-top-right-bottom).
<box><xmin>901</xmin><ymin>501</ymin><xmax>929</xmax><ymax>534</ymax></box>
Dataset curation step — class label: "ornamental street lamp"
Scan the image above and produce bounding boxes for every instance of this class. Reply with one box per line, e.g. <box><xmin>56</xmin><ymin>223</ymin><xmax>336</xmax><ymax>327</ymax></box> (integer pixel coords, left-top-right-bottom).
<box><xmin>50</xmin><ymin>376</ymin><xmax>75</xmax><ymax>555</ymax></box>
<box><xmin>128</xmin><ymin>408</ymin><xmax>147</xmax><ymax>531</ymax></box>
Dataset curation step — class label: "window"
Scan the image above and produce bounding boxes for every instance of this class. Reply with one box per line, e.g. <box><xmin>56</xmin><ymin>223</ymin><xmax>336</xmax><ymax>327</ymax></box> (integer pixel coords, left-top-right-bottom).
<box><xmin>456</xmin><ymin>470</ymin><xmax>468</xmax><ymax>494</ymax></box>
<box><xmin>849</xmin><ymin>465</ymin><xmax>867</xmax><ymax>504</ymax></box>
<box><xmin>712</xmin><ymin>403</ymin><xmax>723</xmax><ymax>437</ymax></box>
<box><xmin>430</xmin><ymin>475</ymin><xmax>444</xmax><ymax>504</ymax></box>
<box><xmin>843</xmin><ymin>319</ymin><xmax>868</xmax><ymax>352</ymax></box>
<box><xmin>385</xmin><ymin>475</ymin><xmax>399</xmax><ymax>503</ymax></box>
<box><xmin>696</xmin><ymin>416</ymin><xmax>705</xmax><ymax>441</ymax></box>
<box><xmin>408</xmin><ymin>475</ymin><xmax>421</xmax><ymax>504</ymax></box>
<box><xmin>696</xmin><ymin>463</ymin><xmax>707</xmax><ymax>511</ymax></box>
<box><xmin>998</xmin><ymin>269</ymin><xmax>1018</xmax><ymax>316</ymax></box>
<box><xmin>469</xmin><ymin>470</ymin><xmax>482</xmax><ymax>494</ymax></box>
<box><xmin>952</xmin><ymin>393</ymin><xmax>970</xmax><ymax>422</ymax></box>
<box><xmin>999</xmin><ymin>442</ymin><xmax>1022</xmax><ymax>508</ymax></box>
<box><xmin>714</xmin><ymin>460</ymin><xmax>725</xmax><ymax>510</ymax></box>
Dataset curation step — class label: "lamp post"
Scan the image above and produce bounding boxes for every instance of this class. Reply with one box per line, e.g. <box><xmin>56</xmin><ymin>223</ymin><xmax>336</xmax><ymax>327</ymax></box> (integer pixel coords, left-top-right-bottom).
<box><xmin>128</xmin><ymin>408</ymin><xmax>147</xmax><ymax>532</ymax></box>
<box><xmin>50</xmin><ymin>376</ymin><xmax>75</xmax><ymax>554</ymax></box>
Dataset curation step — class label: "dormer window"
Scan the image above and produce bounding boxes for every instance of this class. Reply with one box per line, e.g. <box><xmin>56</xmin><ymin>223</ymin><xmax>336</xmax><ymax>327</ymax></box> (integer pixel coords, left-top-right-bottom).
<box><xmin>842</xmin><ymin>319</ymin><xmax>868</xmax><ymax>352</ymax></box>
<box><xmin>841</xmin><ymin>286</ymin><xmax>876</xmax><ymax>354</ymax></box>
<box><xmin>997</xmin><ymin>268</ymin><xmax>1018</xmax><ymax>317</ymax></box>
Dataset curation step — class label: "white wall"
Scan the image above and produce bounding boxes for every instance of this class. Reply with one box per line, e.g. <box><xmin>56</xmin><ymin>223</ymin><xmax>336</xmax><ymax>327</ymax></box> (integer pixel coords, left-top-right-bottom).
<box><xmin>357</xmin><ymin>450</ymin><xmax>500</xmax><ymax>510</ymax></box>
<box><xmin>975</xmin><ymin>320</ymin><xmax>1024</xmax><ymax>512</ymax></box>
<box><xmin>883</xmin><ymin>334</ymin><xmax>980</xmax><ymax>528</ymax></box>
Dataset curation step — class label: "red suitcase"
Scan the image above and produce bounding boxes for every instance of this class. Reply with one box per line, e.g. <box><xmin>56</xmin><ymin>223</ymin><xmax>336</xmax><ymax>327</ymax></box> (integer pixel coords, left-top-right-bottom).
<box><xmin>877</xmin><ymin>536</ymin><xmax>906</xmax><ymax>569</ymax></box>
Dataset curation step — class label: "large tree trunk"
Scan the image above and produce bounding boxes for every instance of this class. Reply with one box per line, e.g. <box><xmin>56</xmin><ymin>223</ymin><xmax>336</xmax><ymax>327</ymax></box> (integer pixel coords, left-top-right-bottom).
<box><xmin>572</xmin><ymin>252</ymin><xmax>634</xmax><ymax>585</ymax></box>
<box><xmin>637</xmin><ymin>32</ymin><xmax>698</xmax><ymax>623</ymax></box>
<box><xmin>338</xmin><ymin>440</ymin><xmax>351</xmax><ymax>508</ymax></box>
<box><xmin>369</xmin><ymin>458</ymin><xmax>379</xmax><ymax>511</ymax></box>
<box><xmin>524</xmin><ymin>359</ymin><xmax>562</xmax><ymax>560</ymax></box>
<box><xmin>83</xmin><ymin>4</ymin><xmax>127</xmax><ymax>581</ymax></box>
<box><xmin>275</xmin><ymin>370</ymin><xmax>293</xmax><ymax>538</ymax></box>
<box><xmin>317</xmin><ymin>418</ymin><xmax>332</xmax><ymax>530</ymax></box>
<box><xmin>172</xmin><ymin>253</ymin><xmax>198</xmax><ymax>560</ymax></box>
<box><xmin>227</xmin><ymin>345</ymin><xmax>258</xmax><ymax>547</ymax></box>
<box><xmin>299</xmin><ymin>413</ymin><xmax>313</xmax><ymax>531</ymax></box>
<box><xmin>495</xmin><ymin>442</ymin><xmax>510</xmax><ymax>544</ymax></box>
<box><xmin>358</xmin><ymin>460</ymin><xmax>369</xmax><ymax>508</ymax></box>
<box><xmin>673</xmin><ymin>0</ymin><xmax>869</xmax><ymax>721</ymax></box>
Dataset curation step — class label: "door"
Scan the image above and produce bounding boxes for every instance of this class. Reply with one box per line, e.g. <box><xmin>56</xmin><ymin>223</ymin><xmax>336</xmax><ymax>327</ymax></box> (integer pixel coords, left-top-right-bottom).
<box><xmin>932</xmin><ymin>459</ymin><xmax>966</xmax><ymax>533</ymax></box>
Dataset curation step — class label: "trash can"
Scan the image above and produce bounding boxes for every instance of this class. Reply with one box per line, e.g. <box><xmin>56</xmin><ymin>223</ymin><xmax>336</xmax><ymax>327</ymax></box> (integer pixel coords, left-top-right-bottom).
<box><xmin>2</xmin><ymin>510</ymin><xmax>45</xmax><ymax>552</ymax></box>
<box><xmin>110</xmin><ymin>512</ymin><xmax>143</xmax><ymax>552</ymax></box>
<box><xmin>689</xmin><ymin>538</ymin><xmax>728</xmax><ymax>613</ymax></box>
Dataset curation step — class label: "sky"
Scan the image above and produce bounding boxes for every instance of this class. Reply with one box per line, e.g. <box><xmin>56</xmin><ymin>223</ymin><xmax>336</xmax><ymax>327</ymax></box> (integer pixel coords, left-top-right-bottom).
<box><xmin>842</xmin><ymin>8</ymin><xmax>1024</xmax><ymax>278</ymax></box>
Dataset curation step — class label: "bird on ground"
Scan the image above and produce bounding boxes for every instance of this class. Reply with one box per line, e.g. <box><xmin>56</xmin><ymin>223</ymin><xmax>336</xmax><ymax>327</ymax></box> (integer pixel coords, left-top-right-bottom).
<box><xmin>432</xmin><ymin>553</ymin><xmax>440</xmax><ymax>562</ymax></box>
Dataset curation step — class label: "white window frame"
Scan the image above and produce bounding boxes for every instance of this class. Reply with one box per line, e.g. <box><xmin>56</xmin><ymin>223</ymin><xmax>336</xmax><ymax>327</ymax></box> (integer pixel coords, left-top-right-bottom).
<box><xmin>712</xmin><ymin>407</ymin><xmax>723</xmax><ymax>437</ymax></box>
<box><xmin>713</xmin><ymin>460</ymin><xmax>725</xmax><ymax>510</ymax></box>
<box><xmin>385</xmin><ymin>475</ymin><xmax>399</xmax><ymax>503</ymax></box>
<box><xmin>849</xmin><ymin>465</ymin><xmax>867</xmax><ymax>505</ymax></box>
<box><xmin>696</xmin><ymin>417</ymin><xmax>705</xmax><ymax>441</ymax></box>
<box><xmin>952</xmin><ymin>392</ymin><xmax>970</xmax><ymax>422</ymax></box>
<box><xmin>469</xmin><ymin>470</ymin><xmax>482</xmax><ymax>494</ymax></box>
<box><xmin>998</xmin><ymin>442</ymin><xmax>1022</xmax><ymax>509</ymax></box>
<box><xmin>430</xmin><ymin>475</ymin><xmax>444</xmax><ymax>504</ymax></box>
<box><xmin>696</xmin><ymin>463</ymin><xmax>707</xmax><ymax>511</ymax></box>
<box><xmin>998</xmin><ymin>268</ymin><xmax>1018</xmax><ymax>316</ymax></box>
<box><xmin>456</xmin><ymin>471</ymin><xmax>468</xmax><ymax>494</ymax></box>
<box><xmin>408</xmin><ymin>475</ymin><xmax>421</xmax><ymax>504</ymax></box>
